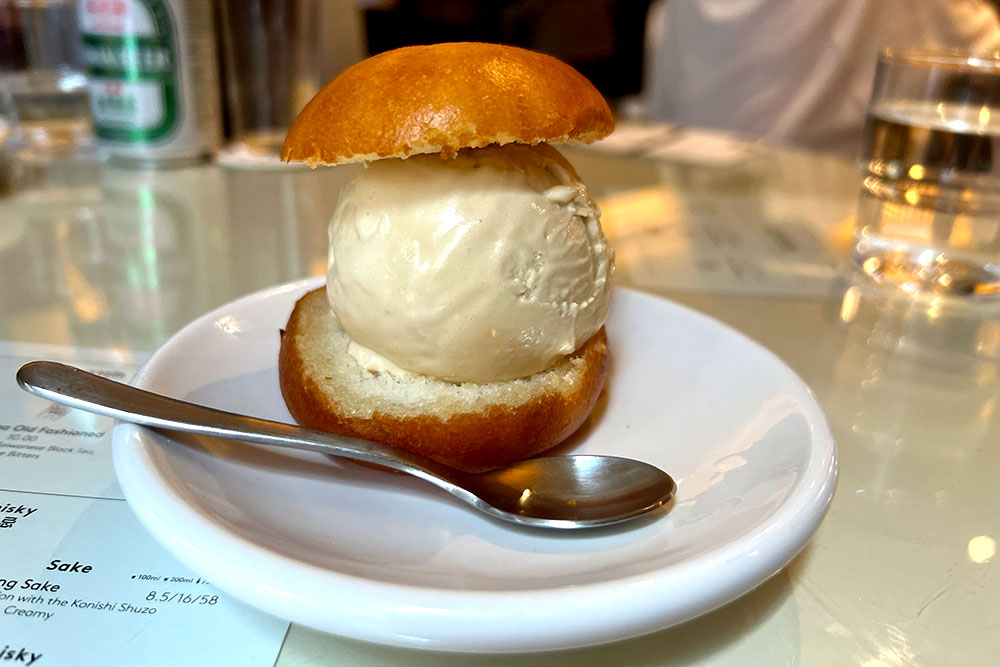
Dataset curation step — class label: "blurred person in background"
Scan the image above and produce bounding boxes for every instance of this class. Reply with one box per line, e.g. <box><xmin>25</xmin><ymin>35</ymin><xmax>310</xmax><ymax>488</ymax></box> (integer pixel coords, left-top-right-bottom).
<box><xmin>643</xmin><ymin>0</ymin><xmax>1000</xmax><ymax>155</ymax></box>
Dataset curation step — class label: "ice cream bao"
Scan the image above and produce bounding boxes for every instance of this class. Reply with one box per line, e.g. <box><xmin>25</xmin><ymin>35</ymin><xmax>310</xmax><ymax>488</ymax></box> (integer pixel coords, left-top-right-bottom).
<box><xmin>278</xmin><ymin>42</ymin><xmax>616</xmax><ymax>472</ymax></box>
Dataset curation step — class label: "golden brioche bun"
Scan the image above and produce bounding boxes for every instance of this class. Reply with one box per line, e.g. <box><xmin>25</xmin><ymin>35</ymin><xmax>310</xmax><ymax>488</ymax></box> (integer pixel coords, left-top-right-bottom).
<box><xmin>279</xmin><ymin>289</ymin><xmax>608</xmax><ymax>472</ymax></box>
<box><xmin>281</xmin><ymin>42</ymin><xmax>614</xmax><ymax>165</ymax></box>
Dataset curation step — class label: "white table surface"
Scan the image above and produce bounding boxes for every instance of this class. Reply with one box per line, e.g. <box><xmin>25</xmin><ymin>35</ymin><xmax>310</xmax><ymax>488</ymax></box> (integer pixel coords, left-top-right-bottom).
<box><xmin>1</xmin><ymin>133</ymin><xmax>997</xmax><ymax>666</ymax></box>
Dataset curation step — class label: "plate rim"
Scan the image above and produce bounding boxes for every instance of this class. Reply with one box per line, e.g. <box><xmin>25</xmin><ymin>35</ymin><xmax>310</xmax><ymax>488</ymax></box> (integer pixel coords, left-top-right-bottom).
<box><xmin>112</xmin><ymin>278</ymin><xmax>838</xmax><ymax>652</ymax></box>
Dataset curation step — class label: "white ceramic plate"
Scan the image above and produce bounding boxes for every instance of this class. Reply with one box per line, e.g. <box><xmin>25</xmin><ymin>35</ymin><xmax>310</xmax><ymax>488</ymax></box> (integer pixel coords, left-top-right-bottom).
<box><xmin>112</xmin><ymin>279</ymin><xmax>837</xmax><ymax>653</ymax></box>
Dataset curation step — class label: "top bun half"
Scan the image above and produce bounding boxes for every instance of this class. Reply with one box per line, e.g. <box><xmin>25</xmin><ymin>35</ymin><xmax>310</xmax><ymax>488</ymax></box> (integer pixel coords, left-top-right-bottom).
<box><xmin>281</xmin><ymin>42</ymin><xmax>614</xmax><ymax>166</ymax></box>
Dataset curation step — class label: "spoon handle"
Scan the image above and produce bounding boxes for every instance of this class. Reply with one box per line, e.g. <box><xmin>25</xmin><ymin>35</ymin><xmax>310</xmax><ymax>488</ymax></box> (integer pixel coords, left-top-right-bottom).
<box><xmin>15</xmin><ymin>361</ymin><xmax>453</xmax><ymax>483</ymax></box>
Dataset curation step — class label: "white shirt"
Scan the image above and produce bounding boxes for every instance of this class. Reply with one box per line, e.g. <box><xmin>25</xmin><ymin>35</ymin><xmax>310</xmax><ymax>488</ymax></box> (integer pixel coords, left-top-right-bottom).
<box><xmin>643</xmin><ymin>0</ymin><xmax>1000</xmax><ymax>154</ymax></box>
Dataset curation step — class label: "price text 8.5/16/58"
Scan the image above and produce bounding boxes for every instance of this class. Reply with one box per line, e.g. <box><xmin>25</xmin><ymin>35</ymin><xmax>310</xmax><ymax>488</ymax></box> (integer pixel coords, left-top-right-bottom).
<box><xmin>146</xmin><ymin>591</ymin><xmax>219</xmax><ymax>605</ymax></box>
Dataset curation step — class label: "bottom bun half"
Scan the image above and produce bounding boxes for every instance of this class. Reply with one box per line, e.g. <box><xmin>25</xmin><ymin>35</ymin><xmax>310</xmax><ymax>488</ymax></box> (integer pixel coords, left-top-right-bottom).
<box><xmin>278</xmin><ymin>288</ymin><xmax>608</xmax><ymax>472</ymax></box>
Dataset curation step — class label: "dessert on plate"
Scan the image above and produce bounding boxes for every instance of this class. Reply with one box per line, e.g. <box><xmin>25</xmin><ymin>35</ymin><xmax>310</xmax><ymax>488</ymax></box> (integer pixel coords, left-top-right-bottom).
<box><xmin>278</xmin><ymin>42</ymin><xmax>615</xmax><ymax>472</ymax></box>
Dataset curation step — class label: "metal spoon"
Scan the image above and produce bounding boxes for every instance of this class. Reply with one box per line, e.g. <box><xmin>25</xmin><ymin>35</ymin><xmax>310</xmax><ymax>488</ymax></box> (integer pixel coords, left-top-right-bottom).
<box><xmin>16</xmin><ymin>361</ymin><xmax>675</xmax><ymax>529</ymax></box>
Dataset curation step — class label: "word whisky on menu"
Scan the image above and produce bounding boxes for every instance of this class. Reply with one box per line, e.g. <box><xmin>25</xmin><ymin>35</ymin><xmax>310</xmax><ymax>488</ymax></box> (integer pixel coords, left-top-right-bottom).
<box><xmin>79</xmin><ymin>0</ymin><xmax>221</xmax><ymax>166</ymax></box>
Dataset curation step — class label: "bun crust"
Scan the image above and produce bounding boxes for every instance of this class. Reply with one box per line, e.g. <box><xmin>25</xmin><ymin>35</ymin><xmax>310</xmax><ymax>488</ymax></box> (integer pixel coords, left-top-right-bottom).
<box><xmin>278</xmin><ymin>288</ymin><xmax>608</xmax><ymax>472</ymax></box>
<box><xmin>281</xmin><ymin>42</ymin><xmax>614</xmax><ymax>166</ymax></box>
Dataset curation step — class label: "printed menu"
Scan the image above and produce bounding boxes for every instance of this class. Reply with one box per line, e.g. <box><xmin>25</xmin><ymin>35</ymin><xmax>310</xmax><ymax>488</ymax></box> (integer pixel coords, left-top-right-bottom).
<box><xmin>0</xmin><ymin>342</ymin><xmax>289</xmax><ymax>667</ymax></box>
<box><xmin>600</xmin><ymin>188</ymin><xmax>850</xmax><ymax>298</ymax></box>
<box><xmin>589</xmin><ymin>121</ymin><xmax>856</xmax><ymax>298</ymax></box>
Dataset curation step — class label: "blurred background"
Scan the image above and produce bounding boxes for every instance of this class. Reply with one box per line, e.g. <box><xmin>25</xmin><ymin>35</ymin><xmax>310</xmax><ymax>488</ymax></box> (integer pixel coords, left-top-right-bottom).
<box><xmin>0</xmin><ymin>0</ymin><xmax>655</xmax><ymax>167</ymax></box>
<box><xmin>1</xmin><ymin>0</ymin><xmax>999</xmax><ymax>172</ymax></box>
<box><xmin>360</xmin><ymin>0</ymin><xmax>651</xmax><ymax>102</ymax></box>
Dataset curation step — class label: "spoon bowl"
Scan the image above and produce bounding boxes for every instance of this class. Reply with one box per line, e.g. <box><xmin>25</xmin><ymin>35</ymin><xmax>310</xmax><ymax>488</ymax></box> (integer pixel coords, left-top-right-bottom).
<box><xmin>454</xmin><ymin>455</ymin><xmax>675</xmax><ymax>527</ymax></box>
<box><xmin>16</xmin><ymin>361</ymin><xmax>676</xmax><ymax>529</ymax></box>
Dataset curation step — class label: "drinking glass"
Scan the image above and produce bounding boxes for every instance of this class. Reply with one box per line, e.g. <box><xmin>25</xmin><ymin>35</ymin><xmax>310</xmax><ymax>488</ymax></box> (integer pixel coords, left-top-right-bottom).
<box><xmin>853</xmin><ymin>49</ymin><xmax>1000</xmax><ymax>296</ymax></box>
<box><xmin>217</xmin><ymin>0</ymin><xmax>321</xmax><ymax>164</ymax></box>
<box><xmin>0</xmin><ymin>0</ymin><xmax>93</xmax><ymax>161</ymax></box>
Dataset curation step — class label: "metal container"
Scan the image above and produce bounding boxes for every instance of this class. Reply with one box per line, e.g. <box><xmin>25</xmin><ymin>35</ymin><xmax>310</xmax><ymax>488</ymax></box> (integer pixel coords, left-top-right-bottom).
<box><xmin>79</xmin><ymin>0</ymin><xmax>221</xmax><ymax>167</ymax></box>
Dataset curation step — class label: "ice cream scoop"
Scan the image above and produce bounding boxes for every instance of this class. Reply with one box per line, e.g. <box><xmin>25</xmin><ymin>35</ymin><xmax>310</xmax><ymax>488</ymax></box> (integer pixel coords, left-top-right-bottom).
<box><xmin>327</xmin><ymin>142</ymin><xmax>614</xmax><ymax>383</ymax></box>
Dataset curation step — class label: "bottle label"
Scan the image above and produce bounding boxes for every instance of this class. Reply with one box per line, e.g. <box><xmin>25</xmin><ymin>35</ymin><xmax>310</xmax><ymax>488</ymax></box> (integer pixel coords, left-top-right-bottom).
<box><xmin>81</xmin><ymin>0</ymin><xmax>179</xmax><ymax>142</ymax></box>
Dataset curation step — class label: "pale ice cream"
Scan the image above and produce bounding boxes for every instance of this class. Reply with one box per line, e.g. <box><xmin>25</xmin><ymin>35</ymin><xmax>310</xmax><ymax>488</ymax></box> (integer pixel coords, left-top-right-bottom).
<box><xmin>326</xmin><ymin>142</ymin><xmax>614</xmax><ymax>383</ymax></box>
